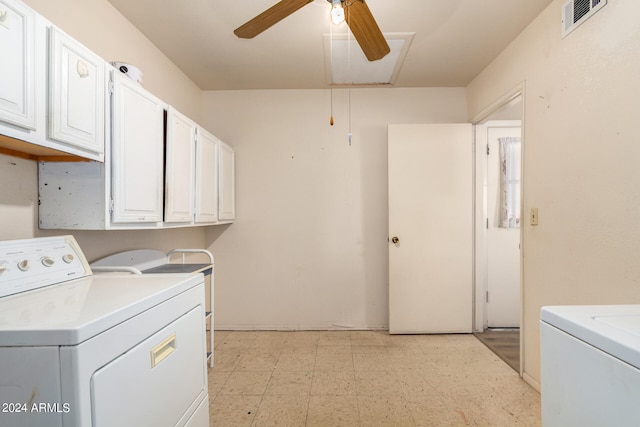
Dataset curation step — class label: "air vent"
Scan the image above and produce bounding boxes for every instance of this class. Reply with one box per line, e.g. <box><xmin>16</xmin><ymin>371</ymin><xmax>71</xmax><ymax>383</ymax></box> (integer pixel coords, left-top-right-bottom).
<box><xmin>562</xmin><ymin>0</ymin><xmax>607</xmax><ymax>38</ymax></box>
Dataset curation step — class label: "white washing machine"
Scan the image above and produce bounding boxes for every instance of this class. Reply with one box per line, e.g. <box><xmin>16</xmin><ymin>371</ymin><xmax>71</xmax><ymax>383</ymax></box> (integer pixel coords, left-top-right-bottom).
<box><xmin>0</xmin><ymin>236</ymin><xmax>209</xmax><ymax>427</ymax></box>
<box><xmin>541</xmin><ymin>305</ymin><xmax>640</xmax><ymax>427</ymax></box>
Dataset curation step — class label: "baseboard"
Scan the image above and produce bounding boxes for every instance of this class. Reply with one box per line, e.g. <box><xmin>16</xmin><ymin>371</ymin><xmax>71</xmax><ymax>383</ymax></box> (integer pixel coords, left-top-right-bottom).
<box><xmin>522</xmin><ymin>371</ymin><xmax>541</xmax><ymax>393</ymax></box>
<box><xmin>214</xmin><ymin>324</ymin><xmax>388</xmax><ymax>331</ymax></box>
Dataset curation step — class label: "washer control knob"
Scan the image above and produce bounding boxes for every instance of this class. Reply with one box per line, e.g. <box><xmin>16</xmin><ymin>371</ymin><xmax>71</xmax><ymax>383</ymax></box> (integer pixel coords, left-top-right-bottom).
<box><xmin>18</xmin><ymin>259</ymin><xmax>31</xmax><ymax>271</ymax></box>
<box><xmin>62</xmin><ymin>253</ymin><xmax>75</xmax><ymax>264</ymax></box>
<box><xmin>0</xmin><ymin>265</ymin><xmax>6</xmax><ymax>275</ymax></box>
<box><xmin>41</xmin><ymin>257</ymin><xmax>55</xmax><ymax>267</ymax></box>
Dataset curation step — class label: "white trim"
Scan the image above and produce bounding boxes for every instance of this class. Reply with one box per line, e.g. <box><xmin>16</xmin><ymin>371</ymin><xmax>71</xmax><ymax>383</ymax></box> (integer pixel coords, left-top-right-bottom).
<box><xmin>522</xmin><ymin>371</ymin><xmax>541</xmax><ymax>393</ymax></box>
<box><xmin>471</xmin><ymin>83</ymin><xmax>526</xmax><ymax>378</ymax></box>
<box><xmin>471</xmin><ymin>82</ymin><xmax>525</xmax><ymax>125</ymax></box>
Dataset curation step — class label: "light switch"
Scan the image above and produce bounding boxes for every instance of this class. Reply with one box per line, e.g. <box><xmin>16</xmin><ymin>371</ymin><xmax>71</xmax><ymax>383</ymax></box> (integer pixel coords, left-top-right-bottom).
<box><xmin>530</xmin><ymin>208</ymin><xmax>539</xmax><ymax>226</ymax></box>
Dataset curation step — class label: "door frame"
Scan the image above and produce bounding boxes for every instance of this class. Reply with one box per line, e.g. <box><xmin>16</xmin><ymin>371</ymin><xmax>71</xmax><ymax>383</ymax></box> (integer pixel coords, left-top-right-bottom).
<box><xmin>471</xmin><ymin>83</ymin><xmax>526</xmax><ymax>376</ymax></box>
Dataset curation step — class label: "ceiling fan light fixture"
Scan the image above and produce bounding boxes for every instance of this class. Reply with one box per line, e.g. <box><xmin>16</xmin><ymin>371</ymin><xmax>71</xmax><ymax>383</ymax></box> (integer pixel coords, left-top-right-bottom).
<box><xmin>330</xmin><ymin>0</ymin><xmax>345</xmax><ymax>25</ymax></box>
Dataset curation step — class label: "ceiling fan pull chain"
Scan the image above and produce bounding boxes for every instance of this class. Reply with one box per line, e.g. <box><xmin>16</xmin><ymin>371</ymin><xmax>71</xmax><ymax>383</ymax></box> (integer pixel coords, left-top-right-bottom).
<box><xmin>348</xmin><ymin>88</ymin><xmax>352</xmax><ymax>146</ymax></box>
<box><xmin>329</xmin><ymin>8</ymin><xmax>335</xmax><ymax>126</ymax></box>
<box><xmin>347</xmin><ymin>3</ymin><xmax>352</xmax><ymax>146</ymax></box>
<box><xmin>330</xmin><ymin>87</ymin><xmax>334</xmax><ymax>126</ymax></box>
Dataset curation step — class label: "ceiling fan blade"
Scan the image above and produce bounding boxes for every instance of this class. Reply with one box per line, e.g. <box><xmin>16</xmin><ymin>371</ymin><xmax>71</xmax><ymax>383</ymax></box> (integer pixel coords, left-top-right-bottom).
<box><xmin>234</xmin><ymin>0</ymin><xmax>314</xmax><ymax>39</ymax></box>
<box><xmin>344</xmin><ymin>0</ymin><xmax>390</xmax><ymax>61</ymax></box>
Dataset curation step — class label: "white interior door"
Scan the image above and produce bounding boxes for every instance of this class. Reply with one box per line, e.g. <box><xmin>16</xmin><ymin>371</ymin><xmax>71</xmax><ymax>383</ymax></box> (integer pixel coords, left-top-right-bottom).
<box><xmin>486</xmin><ymin>125</ymin><xmax>521</xmax><ymax>327</ymax></box>
<box><xmin>388</xmin><ymin>124</ymin><xmax>473</xmax><ymax>334</ymax></box>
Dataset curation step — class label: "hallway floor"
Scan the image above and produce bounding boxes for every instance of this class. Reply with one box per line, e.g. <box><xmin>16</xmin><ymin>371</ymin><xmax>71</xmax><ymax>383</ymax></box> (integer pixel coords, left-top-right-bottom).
<box><xmin>207</xmin><ymin>330</ymin><xmax>540</xmax><ymax>426</ymax></box>
<box><xmin>473</xmin><ymin>329</ymin><xmax>520</xmax><ymax>372</ymax></box>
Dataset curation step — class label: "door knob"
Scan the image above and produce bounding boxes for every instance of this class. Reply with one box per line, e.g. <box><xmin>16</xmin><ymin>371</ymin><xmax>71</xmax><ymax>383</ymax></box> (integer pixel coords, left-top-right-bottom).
<box><xmin>391</xmin><ymin>236</ymin><xmax>399</xmax><ymax>245</ymax></box>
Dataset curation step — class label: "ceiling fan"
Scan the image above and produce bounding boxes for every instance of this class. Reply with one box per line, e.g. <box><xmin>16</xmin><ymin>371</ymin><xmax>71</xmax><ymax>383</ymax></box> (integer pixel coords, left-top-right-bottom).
<box><xmin>234</xmin><ymin>0</ymin><xmax>391</xmax><ymax>61</ymax></box>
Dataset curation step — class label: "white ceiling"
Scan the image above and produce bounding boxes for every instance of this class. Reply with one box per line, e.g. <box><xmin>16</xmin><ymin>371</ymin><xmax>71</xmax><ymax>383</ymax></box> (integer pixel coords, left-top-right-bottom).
<box><xmin>105</xmin><ymin>0</ymin><xmax>554</xmax><ymax>91</ymax></box>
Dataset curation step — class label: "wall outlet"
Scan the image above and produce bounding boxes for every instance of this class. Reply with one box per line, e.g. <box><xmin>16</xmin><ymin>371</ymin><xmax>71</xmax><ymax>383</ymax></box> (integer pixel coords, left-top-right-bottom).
<box><xmin>530</xmin><ymin>208</ymin><xmax>539</xmax><ymax>226</ymax></box>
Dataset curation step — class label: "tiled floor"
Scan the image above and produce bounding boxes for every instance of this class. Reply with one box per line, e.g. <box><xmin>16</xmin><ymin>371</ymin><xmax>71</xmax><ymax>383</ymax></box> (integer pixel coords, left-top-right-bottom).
<box><xmin>208</xmin><ymin>331</ymin><xmax>540</xmax><ymax>426</ymax></box>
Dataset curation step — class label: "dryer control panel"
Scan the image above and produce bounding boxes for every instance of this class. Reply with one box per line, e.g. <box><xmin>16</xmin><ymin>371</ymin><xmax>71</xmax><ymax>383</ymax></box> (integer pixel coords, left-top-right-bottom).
<box><xmin>0</xmin><ymin>235</ymin><xmax>91</xmax><ymax>297</ymax></box>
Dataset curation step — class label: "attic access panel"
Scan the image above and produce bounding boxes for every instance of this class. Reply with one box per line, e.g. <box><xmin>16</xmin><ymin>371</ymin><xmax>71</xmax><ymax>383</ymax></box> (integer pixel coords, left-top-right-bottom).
<box><xmin>324</xmin><ymin>32</ymin><xmax>414</xmax><ymax>86</ymax></box>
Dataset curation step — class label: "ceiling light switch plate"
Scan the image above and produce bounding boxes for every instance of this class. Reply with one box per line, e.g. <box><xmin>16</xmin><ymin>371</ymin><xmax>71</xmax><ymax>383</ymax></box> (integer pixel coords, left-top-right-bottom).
<box><xmin>530</xmin><ymin>208</ymin><xmax>539</xmax><ymax>226</ymax></box>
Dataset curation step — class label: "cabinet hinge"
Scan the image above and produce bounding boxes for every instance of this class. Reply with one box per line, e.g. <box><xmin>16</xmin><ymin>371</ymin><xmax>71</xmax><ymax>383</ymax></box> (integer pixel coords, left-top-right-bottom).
<box><xmin>486</xmin><ymin>291</ymin><xmax>489</xmax><ymax>303</ymax></box>
<box><xmin>486</xmin><ymin>218</ymin><xmax>489</xmax><ymax>229</ymax></box>
<box><xmin>108</xmin><ymin>80</ymin><xmax>114</xmax><ymax>95</ymax></box>
<box><xmin>109</xmin><ymin>199</ymin><xmax>114</xmax><ymax>213</ymax></box>
<box><xmin>486</xmin><ymin>144</ymin><xmax>490</xmax><ymax>155</ymax></box>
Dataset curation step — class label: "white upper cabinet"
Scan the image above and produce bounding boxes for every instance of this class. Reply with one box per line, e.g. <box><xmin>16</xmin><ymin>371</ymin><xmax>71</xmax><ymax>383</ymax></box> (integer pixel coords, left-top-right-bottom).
<box><xmin>165</xmin><ymin>108</ymin><xmax>229</xmax><ymax>226</ymax></box>
<box><xmin>0</xmin><ymin>0</ymin><xmax>35</xmax><ymax>130</ymax></box>
<box><xmin>195</xmin><ymin>127</ymin><xmax>219</xmax><ymax>224</ymax></box>
<box><xmin>218</xmin><ymin>140</ymin><xmax>235</xmax><ymax>221</ymax></box>
<box><xmin>48</xmin><ymin>27</ymin><xmax>105</xmax><ymax>157</ymax></box>
<box><xmin>30</xmin><ymin>0</ymin><xmax>235</xmax><ymax>229</ymax></box>
<box><xmin>0</xmin><ymin>1</ymin><xmax>105</xmax><ymax>161</ymax></box>
<box><xmin>110</xmin><ymin>71</ymin><xmax>165</xmax><ymax>224</ymax></box>
<box><xmin>38</xmin><ymin>70</ymin><xmax>166</xmax><ymax>230</ymax></box>
<box><xmin>38</xmin><ymin>85</ymin><xmax>236</xmax><ymax>230</ymax></box>
<box><xmin>165</xmin><ymin>107</ymin><xmax>196</xmax><ymax>223</ymax></box>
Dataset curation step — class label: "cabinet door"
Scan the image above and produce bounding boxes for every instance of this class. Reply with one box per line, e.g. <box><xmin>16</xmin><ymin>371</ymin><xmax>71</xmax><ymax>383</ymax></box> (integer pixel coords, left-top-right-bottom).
<box><xmin>48</xmin><ymin>27</ymin><xmax>105</xmax><ymax>156</ymax></box>
<box><xmin>165</xmin><ymin>107</ymin><xmax>196</xmax><ymax>223</ymax></box>
<box><xmin>0</xmin><ymin>0</ymin><xmax>35</xmax><ymax>130</ymax></box>
<box><xmin>218</xmin><ymin>141</ymin><xmax>235</xmax><ymax>221</ymax></box>
<box><xmin>194</xmin><ymin>128</ymin><xmax>218</xmax><ymax>223</ymax></box>
<box><xmin>111</xmin><ymin>71</ymin><xmax>164</xmax><ymax>224</ymax></box>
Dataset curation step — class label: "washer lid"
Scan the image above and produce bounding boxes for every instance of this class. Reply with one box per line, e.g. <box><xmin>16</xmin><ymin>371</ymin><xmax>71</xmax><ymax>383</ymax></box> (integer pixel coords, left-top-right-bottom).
<box><xmin>0</xmin><ymin>273</ymin><xmax>202</xmax><ymax>346</ymax></box>
<box><xmin>541</xmin><ymin>305</ymin><xmax>640</xmax><ymax>370</ymax></box>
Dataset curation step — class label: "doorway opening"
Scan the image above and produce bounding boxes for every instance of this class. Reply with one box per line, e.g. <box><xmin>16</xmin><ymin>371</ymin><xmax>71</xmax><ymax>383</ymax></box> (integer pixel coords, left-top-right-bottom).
<box><xmin>474</xmin><ymin>328</ymin><xmax>519</xmax><ymax>371</ymax></box>
<box><xmin>472</xmin><ymin>89</ymin><xmax>524</xmax><ymax>373</ymax></box>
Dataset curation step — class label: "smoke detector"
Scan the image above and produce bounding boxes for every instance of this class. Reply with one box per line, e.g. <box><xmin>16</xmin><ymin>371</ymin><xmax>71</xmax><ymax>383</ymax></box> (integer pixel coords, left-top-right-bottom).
<box><xmin>561</xmin><ymin>0</ymin><xmax>607</xmax><ymax>38</ymax></box>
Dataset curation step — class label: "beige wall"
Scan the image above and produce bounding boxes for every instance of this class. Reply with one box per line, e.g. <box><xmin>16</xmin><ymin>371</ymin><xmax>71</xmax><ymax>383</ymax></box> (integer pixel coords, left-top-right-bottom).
<box><xmin>0</xmin><ymin>0</ymin><xmax>206</xmax><ymax>259</ymax></box>
<box><xmin>0</xmin><ymin>155</ymin><xmax>39</xmax><ymax>240</ymax></box>
<box><xmin>202</xmin><ymin>88</ymin><xmax>468</xmax><ymax>329</ymax></box>
<box><xmin>467</xmin><ymin>0</ymin><xmax>640</xmax><ymax>386</ymax></box>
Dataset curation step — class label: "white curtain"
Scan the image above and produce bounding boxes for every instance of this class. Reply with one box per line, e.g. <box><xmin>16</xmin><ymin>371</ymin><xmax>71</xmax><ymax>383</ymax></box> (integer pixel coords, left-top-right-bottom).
<box><xmin>499</xmin><ymin>137</ymin><xmax>521</xmax><ymax>228</ymax></box>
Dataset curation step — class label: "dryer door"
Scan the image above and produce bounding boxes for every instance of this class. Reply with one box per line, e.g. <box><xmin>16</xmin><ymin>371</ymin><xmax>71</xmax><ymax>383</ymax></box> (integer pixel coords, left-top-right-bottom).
<box><xmin>91</xmin><ymin>306</ymin><xmax>205</xmax><ymax>426</ymax></box>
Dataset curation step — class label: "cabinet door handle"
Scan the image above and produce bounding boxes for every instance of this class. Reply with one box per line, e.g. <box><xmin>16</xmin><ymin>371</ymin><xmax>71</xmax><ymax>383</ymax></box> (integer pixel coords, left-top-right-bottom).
<box><xmin>0</xmin><ymin>8</ymin><xmax>8</xmax><ymax>26</ymax></box>
<box><xmin>150</xmin><ymin>333</ymin><xmax>177</xmax><ymax>368</ymax></box>
<box><xmin>77</xmin><ymin>60</ymin><xmax>90</xmax><ymax>78</ymax></box>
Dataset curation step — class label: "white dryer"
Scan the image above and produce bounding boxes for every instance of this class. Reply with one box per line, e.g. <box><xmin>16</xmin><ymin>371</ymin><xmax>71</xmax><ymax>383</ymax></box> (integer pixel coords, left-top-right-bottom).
<box><xmin>0</xmin><ymin>236</ymin><xmax>209</xmax><ymax>427</ymax></box>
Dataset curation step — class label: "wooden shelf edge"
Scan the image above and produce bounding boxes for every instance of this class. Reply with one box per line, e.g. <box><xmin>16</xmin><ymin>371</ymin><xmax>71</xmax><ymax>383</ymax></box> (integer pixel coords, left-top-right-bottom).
<box><xmin>0</xmin><ymin>146</ymin><xmax>91</xmax><ymax>162</ymax></box>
